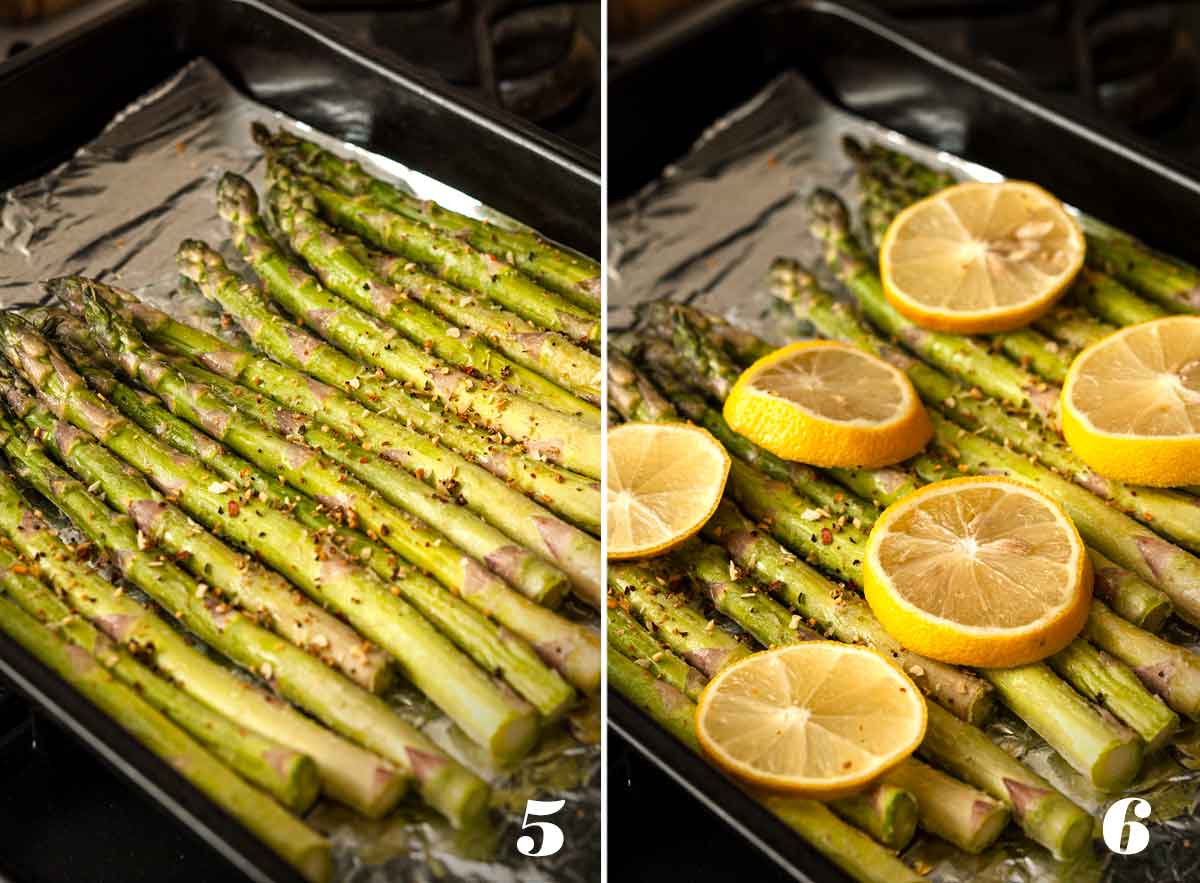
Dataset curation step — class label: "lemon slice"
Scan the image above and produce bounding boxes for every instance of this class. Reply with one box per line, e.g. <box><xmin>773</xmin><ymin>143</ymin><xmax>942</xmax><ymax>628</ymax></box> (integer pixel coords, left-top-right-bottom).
<box><xmin>722</xmin><ymin>340</ymin><xmax>931</xmax><ymax>467</ymax></box>
<box><xmin>880</xmin><ymin>181</ymin><xmax>1085</xmax><ymax>333</ymax></box>
<box><xmin>1062</xmin><ymin>316</ymin><xmax>1200</xmax><ymax>487</ymax></box>
<box><xmin>695</xmin><ymin>643</ymin><xmax>926</xmax><ymax>797</ymax></box>
<box><xmin>606</xmin><ymin>422</ymin><xmax>731</xmax><ymax>559</ymax></box>
<box><xmin>863</xmin><ymin>477</ymin><xmax>1091</xmax><ymax>667</ymax></box>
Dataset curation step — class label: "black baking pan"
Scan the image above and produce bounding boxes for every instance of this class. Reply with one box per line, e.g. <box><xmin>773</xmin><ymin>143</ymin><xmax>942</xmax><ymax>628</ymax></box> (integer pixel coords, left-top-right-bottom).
<box><xmin>607</xmin><ymin>1</ymin><xmax>1200</xmax><ymax>880</ymax></box>
<box><xmin>0</xmin><ymin>3</ymin><xmax>598</xmax><ymax>882</ymax></box>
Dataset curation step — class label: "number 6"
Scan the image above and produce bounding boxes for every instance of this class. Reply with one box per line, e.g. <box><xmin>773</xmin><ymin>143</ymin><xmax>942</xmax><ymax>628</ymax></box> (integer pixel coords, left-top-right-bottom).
<box><xmin>1103</xmin><ymin>797</ymin><xmax>1151</xmax><ymax>855</ymax></box>
<box><xmin>517</xmin><ymin>799</ymin><xmax>566</xmax><ymax>857</ymax></box>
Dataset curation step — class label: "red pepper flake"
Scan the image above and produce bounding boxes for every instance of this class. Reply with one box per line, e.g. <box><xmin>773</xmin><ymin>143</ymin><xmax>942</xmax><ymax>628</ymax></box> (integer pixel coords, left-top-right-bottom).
<box><xmin>227</xmin><ymin>500</ymin><xmax>241</xmax><ymax>517</ymax></box>
<box><xmin>820</xmin><ymin>528</ymin><xmax>833</xmax><ymax>545</ymax></box>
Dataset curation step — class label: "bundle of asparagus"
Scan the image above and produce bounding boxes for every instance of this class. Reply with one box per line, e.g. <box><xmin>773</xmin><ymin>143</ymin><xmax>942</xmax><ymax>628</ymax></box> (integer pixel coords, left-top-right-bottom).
<box><xmin>608</xmin><ymin>143</ymin><xmax>1200</xmax><ymax>877</ymax></box>
<box><xmin>0</xmin><ymin>125</ymin><xmax>600</xmax><ymax>880</ymax></box>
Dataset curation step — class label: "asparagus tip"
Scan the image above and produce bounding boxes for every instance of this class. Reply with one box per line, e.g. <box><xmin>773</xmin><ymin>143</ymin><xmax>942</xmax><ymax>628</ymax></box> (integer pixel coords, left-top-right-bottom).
<box><xmin>217</xmin><ymin>172</ymin><xmax>259</xmax><ymax>224</ymax></box>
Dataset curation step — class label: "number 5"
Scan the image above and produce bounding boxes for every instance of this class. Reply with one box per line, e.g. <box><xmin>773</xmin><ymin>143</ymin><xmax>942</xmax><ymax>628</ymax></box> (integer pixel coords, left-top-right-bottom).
<box><xmin>517</xmin><ymin>799</ymin><xmax>566</xmax><ymax>857</ymax></box>
<box><xmin>1103</xmin><ymin>797</ymin><xmax>1151</xmax><ymax>855</ymax></box>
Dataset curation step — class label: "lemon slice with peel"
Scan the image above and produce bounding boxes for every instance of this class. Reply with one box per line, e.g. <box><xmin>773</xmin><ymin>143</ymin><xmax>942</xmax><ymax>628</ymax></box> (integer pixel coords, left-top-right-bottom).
<box><xmin>695</xmin><ymin>643</ymin><xmax>926</xmax><ymax>797</ymax></box>
<box><xmin>722</xmin><ymin>340</ymin><xmax>931</xmax><ymax>467</ymax></box>
<box><xmin>864</xmin><ymin>477</ymin><xmax>1091</xmax><ymax>668</ymax></box>
<box><xmin>606</xmin><ymin>422</ymin><xmax>731</xmax><ymax>559</ymax></box>
<box><xmin>1062</xmin><ymin>316</ymin><xmax>1200</xmax><ymax>487</ymax></box>
<box><xmin>880</xmin><ymin>181</ymin><xmax>1085</xmax><ymax>333</ymax></box>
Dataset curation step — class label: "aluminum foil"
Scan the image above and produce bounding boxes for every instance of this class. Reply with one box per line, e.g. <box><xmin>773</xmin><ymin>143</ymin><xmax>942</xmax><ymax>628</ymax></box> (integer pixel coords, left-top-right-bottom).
<box><xmin>608</xmin><ymin>71</ymin><xmax>1200</xmax><ymax>882</ymax></box>
<box><xmin>0</xmin><ymin>59</ymin><xmax>598</xmax><ymax>882</ymax></box>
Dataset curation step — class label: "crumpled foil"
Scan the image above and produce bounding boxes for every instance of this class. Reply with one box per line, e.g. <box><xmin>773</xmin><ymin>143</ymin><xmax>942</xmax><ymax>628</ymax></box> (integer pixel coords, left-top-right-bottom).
<box><xmin>0</xmin><ymin>59</ymin><xmax>598</xmax><ymax>882</ymax></box>
<box><xmin>608</xmin><ymin>71</ymin><xmax>1200</xmax><ymax>882</ymax></box>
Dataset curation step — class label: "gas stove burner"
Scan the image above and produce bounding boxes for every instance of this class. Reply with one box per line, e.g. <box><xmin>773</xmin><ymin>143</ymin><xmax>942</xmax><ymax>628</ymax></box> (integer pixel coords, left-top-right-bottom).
<box><xmin>365</xmin><ymin>0</ymin><xmax>597</xmax><ymax>124</ymax></box>
<box><xmin>954</xmin><ymin>1</ymin><xmax>1198</xmax><ymax>136</ymax></box>
<box><xmin>477</xmin><ymin>0</ymin><xmax>598</xmax><ymax>121</ymax></box>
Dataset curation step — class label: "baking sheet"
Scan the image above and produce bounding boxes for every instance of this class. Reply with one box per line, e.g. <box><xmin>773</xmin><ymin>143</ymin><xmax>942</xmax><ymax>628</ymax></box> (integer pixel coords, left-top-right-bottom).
<box><xmin>608</xmin><ymin>70</ymin><xmax>1200</xmax><ymax>882</ymax></box>
<box><xmin>0</xmin><ymin>58</ymin><xmax>598</xmax><ymax>883</ymax></box>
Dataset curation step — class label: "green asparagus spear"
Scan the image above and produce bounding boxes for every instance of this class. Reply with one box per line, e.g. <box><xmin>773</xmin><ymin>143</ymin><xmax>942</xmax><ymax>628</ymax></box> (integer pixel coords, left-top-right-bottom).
<box><xmin>1034</xmin><ymin>304</ymin><xmax>1114</xmax><ymax>352</ymax></box>
<box><xmin>1046</xmin><ymin>639</ymin><xmax>1178</xmax><ymax>752</ymax></box>
<box><xmin>0</xmin><ymin>315</ymin><xmax>505</xmax><ymax>819</ymax></box>
<box><xmin>253</xmin><ymin>124</ymin><xmax>601</xmax><ymax>311</ymax></box>
<box><xmin>1073</xmin><ymin>267</ymin><xmax>1169</xmax><ymax>325</ymax></box>
<box><xmin>919</xmin><ymin>702</ymin><xmax>1091</xmax><ymax>860</ymax></box>
<box><xmin>1084</xmin><ymin>601</ymin><xmax>1200</xmax><ymax>720</ymax></box>
<box><xmin>66</xmin><ymin>295</ymin><xmax>551</xmax><ymax>754</ymax></box>
<box><xmin>880</xmin><ymin>758</ymin><xmax>1010</xmax><ymax>855</ymax></box>
<box><xmin>173</xmin><ymin>357</ymin><xmax>599</xmax><ymax>694</ymax></box>
<box><xmin>365</xmin><ymin>246</ymin><xmax>601</xmax><ymax>402</ymax></box>
<box><xmin>1085</xmin><ymin>229</ymin><xmax>1200</xmax><ymax>314</ymax></box>
<box><xmin>0</xmin><ymin>468</ymin><xmax>404</xmax><ymax>818</ymax></box>
<box><xmin>266</xmin><ymin>173</ymin><xmax>598</xmax><ymax>420</ymax></box>
<box><xmin>606</xmin><ymin>605</ymin><xmax>707</xmax><ymax>700</ymax></box>
<box><xmin>0</xmin><ymin>542</ymin><xmax>320</xmax><ymax>813</ymax></box>
<box><xmin>703</xmin><ymin>500</ymin><xmax>994</xmax><ymax>724</ymax></box>
<box><xmin>607</xmin><ymin>349</ymin><xmax>677</xmax><ymax>423</ymax></box>
<box><xmin>608</xmin><ymin>648</ymin><xmax>926</xmax><ymax>881</ymax></box>
<box><xmin>0</xmin><ymin>358</ymin><xmax>392</xmax><ymax>694</ymax></box>
<box><xmin>0</xmin><ymin>592</ymin><xmax>332</xmax><ymax>882</ymax></box>
<box><xmin>608</xmin><ymin>561</ymin><xmax>752</xmax><ymax>678</ymax></box>
<box><xmin>0</xmin><ymin>402</ymin><xmax>502</xmax><ymax>815</ymax></box>
<box><xmin>219</xmin><ymin>175</ymin><xmax>600</xmax><ymax>479</ymax></box>
<box><xmin>772</xmin><ymin>258</ymin><xmax>1200</xmax><ymax>556</ymax></box>
<box><xmin>66</xmin><ymin>271</ymin><xmax>601</xmax><ymax>601</ymax></box>
<box><xmin>1089</xmin><ymin>550</ymin><xmax>1174</xmax><ymax>633</ymax></box>
<box><xmin>261</xmin><ymin>165</ymin><xmax>601</xmax><ymax>346</ymax></box>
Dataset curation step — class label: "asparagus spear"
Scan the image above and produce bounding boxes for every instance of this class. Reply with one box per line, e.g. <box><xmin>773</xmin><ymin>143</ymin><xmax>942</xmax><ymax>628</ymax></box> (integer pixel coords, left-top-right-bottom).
<box><xmin>639</xmin><ymin>301</ymin><xmax>776</xmax><ymax>365</ymax></box>
<box><xmin>0</xmin><ymin>316</ymin><xmax>513</xmax><ymax>816</ymax></box>
<box><xmin>773</xmin><ymin>258</ymin><xmax>1200</xmax><ymax>556</ymax></box>
<box><xmin>1046</xmin><ymin>638</ymin><xmax>1178</xmax><ymax>752</ymax></box>
<box><xmin>608</xmin><ymin>560</ymin><xmax>752</xmax><ymax>678</ymax></box>
<box><xmin>266</xmin><ymin>173</ymin><xmax>599</xmax><ymax>420</ymax></box>
<box><xmin>0</xmin><ymin>404</ymin><xmax>504</xmax><ymax>816</ymax></box>
<box><xmin>173</xmin><ymin>357</ymin><xmax>599</xmax><ymax>694</ymax></box>
<box><xmin>1073</xmin><ymin>266</ymin><xmax>1169</xmax><ymax>325</ymax></box>
<box><xmin>1089</xmin><ymin>549</ymin><xmax>1174</xmax><ymax>633</ymax></box>
<box><xmin>607</xmin><ymin>349</ymin><xmax>676</xmax><ymax>424</ymax></box>
<box><xmin>177</xmin><ymin>245</ymin><xmax>600</xmax><ymax>534</ymax></box>
<box><xmin>66</xmin><ymin>297</ymin><xmax>553</xmax><ymax>752</ymax></box>
<box><xmin>0</xmin><ymin>359</ymin><xmax>392</xmax><ymax>694</ymax></box>
<box><xmin>608</xmin><ymin>648</ymin><xmax>926</xmax><ymax>881</ymax></box>
<box><xmin>880</xmin><ymin>758</ymin><xmax>1009</xmax><ymax>855</ymax></box>
<box><xmin>1084</xmin><ymin>229</ymin><xmax>1200</xmax><ymax>314</ymax></box>
<box><xmin>219</xmin><ymin>174</ymin><xmax>601</xmax><ymax>479</ymax></box>
<box><xmin>0</xmin><ymin>468</ymin><xmax>404</xmax><ymax>818</ymax></box>
<box><xmin>0</xmin><ymin>592</ymin><xmax>332</xmax><ymax>883</ymax></box>
<box><xmin>365</xmin><ymin>246</ymin><xmax>601</xmax><ymax>403</ymax></box>
<box><xmin>1084</xmin><ymin>601</ymin><xmax>1200</xmax><ymax>719</ymax></box>
<box><xmin>920</xmin><ymin>702</ymin><xmax>1091</xmax><ymax>860</ymax></box>
<box><xmin>253</xmin><ymin>124</ymin><xmax>601</xmax><ymax>311</ymax></box>
<box><xmin>809</xmin><ymin>188</ymin><xmax>1060</xmax><ymax>422</ymax></box>
<box><xmin>917</xmin><ymin>412</ymin><xmax>1200</xmax><ymax>625</ymax></box>
<box><xmin>51</xmin><ymin>349</ymin><xmax>578</xmax><ymax>720</ymax></box>
<box><xmin>260</xmin><ymin>165</ymin><xmax>601</xmax><ymax>347</ymax></box>
<box><xmin>703</xmin><ymin>500</ymin><xmax>994</xmax><ymax>724</ymax></box>
<box><xmin>606</xmin><ymin>604</ymin><xmax>707</xmax><ymax>700</ymax></box>
<box><xmin>67</xmin><ymin>271</ymin><xmax>601</xmax><ymax>601</ymax></box>
<box><xmin>0</xmin><ymin>542</ymin><xmax>320</xmax><ymax>813</ymax></box>
<box><xmin>1034</xmin><ymin>304</ymin><xmax>1113</xmax><ymax>352</ymax></box>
